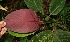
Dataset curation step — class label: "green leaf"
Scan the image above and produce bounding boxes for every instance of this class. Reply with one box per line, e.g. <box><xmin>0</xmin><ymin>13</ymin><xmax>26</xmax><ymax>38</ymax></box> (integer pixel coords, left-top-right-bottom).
<box><xmin>59</xmin><ymin>7</ymin><xmax>70</xmax><ymax>16</ymax></box>
<box><xmin>29</xmin><ymin>30</ymin><xmax>70</xmax><ymax>42</ymax></box>
<box><xmin>24</xmin><ymin>0</ymin><xmax>44</xmax><ymax>15</ymax></box>
<box><xmin>45</xmin><ymin>16</ymin><xmax>50</xmax><ymax>21</ymax></box>
<box><xmin>49</xmin><ymin>0</ymin><xmax>66</xmax><ymax>15</ymax></box>
<box><xmin>8</xmin><ymin>30</ymin><xmax>34</xmax><ymax>37</ymax></box>
<box><xmin>53</xmin><ymin>30</ymin><xmax>70</xmax><ymax>42</ymax></box>
<box><xmin>59</xmin><ymin>7</ymin><xmax>70</xmax><ymax>22</ymax></box>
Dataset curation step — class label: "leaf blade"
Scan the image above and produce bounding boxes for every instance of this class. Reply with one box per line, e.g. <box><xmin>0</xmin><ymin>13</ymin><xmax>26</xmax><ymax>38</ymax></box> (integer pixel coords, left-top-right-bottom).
<box><xmin>29</xmin><ymin>30</ymin><xmax>70</xmax><ymax>42</ymax></box>
<box><xmin>24</xmin><ymin>0</ymin><xmax>44</xmax><ymax>15</ymax></box>
<box><xmin>49</xmin><ymin>0</ymin><xmax>66</xmax><ymax>15</ymax></box>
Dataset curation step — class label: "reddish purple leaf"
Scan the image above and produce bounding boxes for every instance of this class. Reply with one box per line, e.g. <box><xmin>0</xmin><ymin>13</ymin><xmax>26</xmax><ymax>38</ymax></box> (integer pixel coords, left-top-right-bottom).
<box><xmin>5</xmin><ymin>9</ymin><xmax>40</xmax><ymax>33</ymax></box>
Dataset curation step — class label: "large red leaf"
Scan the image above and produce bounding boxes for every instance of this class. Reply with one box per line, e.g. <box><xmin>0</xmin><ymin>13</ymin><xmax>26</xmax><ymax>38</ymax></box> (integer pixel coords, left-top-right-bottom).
<box><xmin>5</xmin><ymin>9</ymin><xmax>40</xmax><ymax>33</ymax></box>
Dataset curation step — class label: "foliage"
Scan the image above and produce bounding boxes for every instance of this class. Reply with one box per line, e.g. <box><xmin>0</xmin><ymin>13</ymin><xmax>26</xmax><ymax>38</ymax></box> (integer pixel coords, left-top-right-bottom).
<box><xmin>0</xmin><ymin>0</ymin><xmax>70</xmax><ymax>42</ymax></box>
<box><xmin>29</xmin><ymin>30</ymin><xmax>70</xmax><ymax>42</ymax></box>
<box><xmin>49</xmin><ymin>0</ymin><xmax>66</xmax><ymax>15</ymax></box>
<box><xmin>24</xmin><ymin>0</ymin><xmax>44</xmax><ymax>15</ymax></box>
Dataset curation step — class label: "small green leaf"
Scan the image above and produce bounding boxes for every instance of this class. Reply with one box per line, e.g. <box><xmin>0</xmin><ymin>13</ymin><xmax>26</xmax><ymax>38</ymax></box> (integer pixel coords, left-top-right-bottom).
<box><xmin>49</xmin><ymin>0</ymin><xmax>66</xmax><ymax>15</ymax></box>
<box><xmin>24</xmin><ymin>0</ymin><xmax>44</xmax><ymax>15</ymax></box>
<box><xmin>45</xmin><ymin>16</ymin><xmax>50</xmax><ymax>21</ymax></box>
<box><xmin>8</xmin><ymin>30</ymin><xmax>34</xmax><ymax>37</ymax></box>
